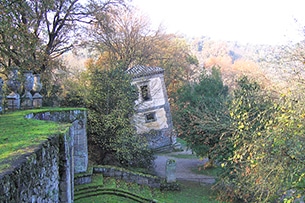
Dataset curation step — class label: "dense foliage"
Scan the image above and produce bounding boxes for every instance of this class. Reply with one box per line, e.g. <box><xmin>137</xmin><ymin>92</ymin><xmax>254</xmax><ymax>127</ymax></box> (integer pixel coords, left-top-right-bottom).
<box><xmin>173</xmin><ymin>67</ymin><xmax>230</xmax><ymax>163</ymax></box>
<box><xmin>174</xmin><ymin>71</ymin><xmax>305</xmax><ymax>202</ymax></box>
<box><xmin>83</xmin><ymin>65</ymin><xmax>153</xmax><ymax>168</ymax></box>
<box><xmin>216</xmin><ymin>77</ymin><xmax>305</xmax><ymax>202</ymax></box>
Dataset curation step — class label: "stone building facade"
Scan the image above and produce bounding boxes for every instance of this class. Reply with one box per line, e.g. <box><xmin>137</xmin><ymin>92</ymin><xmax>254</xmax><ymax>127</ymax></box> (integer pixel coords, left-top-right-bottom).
<box><xmin>127</xmin><ymin>65</ymin><xmax>175</xmax><ymax>150</ymax></box>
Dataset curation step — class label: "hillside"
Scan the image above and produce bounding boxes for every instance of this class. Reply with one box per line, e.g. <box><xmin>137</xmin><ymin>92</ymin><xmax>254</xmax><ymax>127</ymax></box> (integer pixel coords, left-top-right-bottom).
<box><xmin>188</xmin><ymin>37</ymin><xmax>305</xmax><ymax>92</ymax></box>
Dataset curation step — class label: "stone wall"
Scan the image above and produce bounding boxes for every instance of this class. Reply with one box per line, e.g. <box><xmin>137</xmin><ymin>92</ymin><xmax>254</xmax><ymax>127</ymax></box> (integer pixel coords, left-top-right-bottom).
<box><xmin>0</xmin><ymin>109</ymin><xmax>88</xmax><ymax>203</ymax></box>
<box><xmin>29</xmin><ymin>109</ymin><xmax>88</xmax><ymax>173</ymax></box>
<box><xmin>0</xmin><ymin>136</ymin><xmax>60</xmax><ymax>203</ymax></box>
<box><xmin>93</xmin><ymin>166</ymin><xmax>161</xmax><ymax>188</ymax></box>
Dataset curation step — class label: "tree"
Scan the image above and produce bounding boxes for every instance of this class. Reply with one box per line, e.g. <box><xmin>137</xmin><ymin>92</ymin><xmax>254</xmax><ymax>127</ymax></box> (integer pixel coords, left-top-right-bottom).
<box><xmin>83</xmin><ymin>63</ymin><xmax>154</xmax><ymax>168</ymax></box>
<box><xmin>217</xmin><ymin>76</ymin><xmax>305</xmax><ymax>202</ymax></box>
<box><xmin>216</xmin><ymin>76</ymin><xmax>275</xmax><ymax>202</ymax></box>
<box><xmin>0</xmin><ymin>0</ymin><xmax>128</xmax><ymax>106</ymax></box>
<box><xmin>0</xmin><ymin>0</ymin><xmax>127</xmax><ymax>74</ymax></box>
<box><xmin>154</xmin><ymin>37</ymin><xmax>199</xmax><ymax>96</ymax></box>
<box><xmin>173</xmin><ymin>67</ymin><xmax>230</xmax><ymax>164</ymax></box>
<box><xmin>87</xmin><ymin>6</ymin><xmax>156</xmax><ymax>69</ymax></box>
<box><xmin>86</xmin><ymin>6</ymin><xmax>198</xmax><ymax>96</ymax></box>
<box><xmin>0</xmin><ymin>0</ymin><xmax>39</xmax><ymax>73</ymax></box>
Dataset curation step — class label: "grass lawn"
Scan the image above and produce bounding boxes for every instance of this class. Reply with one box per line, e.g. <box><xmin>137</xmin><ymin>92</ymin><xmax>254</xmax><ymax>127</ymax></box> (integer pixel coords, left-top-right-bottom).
<box><xmin>75</xmin><ymin>174</ymin><xmax>221</xmax><ymax>203</ymax></box>
<box><xmin>168</xmin><ymin>153</ymin><xmax>198</xmax><ymax>159</ymax></box>
<box><xmin>191</xmin><ymin>165</ymin><xmax>224</xmax><ymax>178</ymax></box>
<box><xmin>0</xmin><ymin>108</ymin><xmax>84</xmax><ymax>173</ymax></box>
<box><xmin>155</xmin><ymin>180</ymin><xmax>220</xmax><ymax>203</ymax></box>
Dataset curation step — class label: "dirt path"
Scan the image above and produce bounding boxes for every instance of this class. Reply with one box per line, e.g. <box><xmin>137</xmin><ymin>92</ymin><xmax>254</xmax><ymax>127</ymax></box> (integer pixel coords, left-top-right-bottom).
<box><xmin>153</xmin><ymin>150</ymin><xmax>215</xmax><ymax>184</ymax></box>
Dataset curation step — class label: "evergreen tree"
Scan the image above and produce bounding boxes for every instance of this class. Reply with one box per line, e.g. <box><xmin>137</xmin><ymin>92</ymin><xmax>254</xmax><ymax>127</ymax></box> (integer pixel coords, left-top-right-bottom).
<box><xmin>173</xmin><ymin>67</ymin><xmax>230</xmax><ymax>163</ymax></box>
<box><xmin>84</xmin><ymin>66</ymin><xmax>153</xmax><ymax>168</ymax></box>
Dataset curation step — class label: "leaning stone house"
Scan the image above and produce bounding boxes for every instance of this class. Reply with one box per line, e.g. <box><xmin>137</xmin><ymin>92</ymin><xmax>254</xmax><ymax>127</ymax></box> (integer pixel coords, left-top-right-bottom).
<box><xmin>127</xmin><ymin>65</ymin><xmax>175</xmax><ymax>150</ymax></box>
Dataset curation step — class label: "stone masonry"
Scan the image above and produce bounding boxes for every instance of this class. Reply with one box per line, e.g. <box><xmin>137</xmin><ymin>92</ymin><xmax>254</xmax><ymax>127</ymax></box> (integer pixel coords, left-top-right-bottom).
<box><xmin>0</xmin><ymin>109</ymin><xmax>88</xmax><ymax>203</ymax></box>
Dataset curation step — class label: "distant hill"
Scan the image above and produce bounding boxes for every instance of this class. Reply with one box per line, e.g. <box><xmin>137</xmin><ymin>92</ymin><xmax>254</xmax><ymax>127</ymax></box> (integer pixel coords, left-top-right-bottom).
<box><xmin>188</xmin><ymin>37</ymin><xmax>304</xmax><ymax>92</ymax></box>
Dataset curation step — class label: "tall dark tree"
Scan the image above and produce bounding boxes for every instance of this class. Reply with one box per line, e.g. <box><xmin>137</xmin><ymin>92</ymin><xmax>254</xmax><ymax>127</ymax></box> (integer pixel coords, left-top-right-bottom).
<box><xmin>173</xmin><ymin>67</ymin><xmax>230</xmax><ymax>164</ymax></box>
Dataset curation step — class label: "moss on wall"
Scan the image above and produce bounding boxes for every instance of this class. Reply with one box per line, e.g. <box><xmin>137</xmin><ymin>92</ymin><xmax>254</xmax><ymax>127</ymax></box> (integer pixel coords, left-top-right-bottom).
<box><xmin>0</xmin><ymin>108</ymin><xmax>87</xmax><ymax>203</ymax></box>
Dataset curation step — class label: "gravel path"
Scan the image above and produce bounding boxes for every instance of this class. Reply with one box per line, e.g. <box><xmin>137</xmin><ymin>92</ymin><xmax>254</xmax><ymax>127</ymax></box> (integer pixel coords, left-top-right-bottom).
<box><xmin>153</xmin><ymin>150</ymin><xmax>216</xmax><ymax>184</ymax></box>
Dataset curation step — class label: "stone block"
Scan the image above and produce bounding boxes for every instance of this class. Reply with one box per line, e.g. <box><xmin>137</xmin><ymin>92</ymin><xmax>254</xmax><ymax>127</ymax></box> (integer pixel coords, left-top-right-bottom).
<box><xmin>166</xmin><ymin>159</ymin><xmax>176</xmax><ymax>183</ymax></box>
<box><xmin>6</xmin><ymin>93</ymin><xmax>20</xmax><ymax>110</ymax></box>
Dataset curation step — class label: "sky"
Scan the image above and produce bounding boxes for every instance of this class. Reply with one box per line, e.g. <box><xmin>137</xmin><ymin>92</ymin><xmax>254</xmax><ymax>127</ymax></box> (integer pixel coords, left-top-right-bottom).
<box><xmin>132</xmin><ymin>0</ymin><xmax>305</xmax><ymax>45</ymax></box>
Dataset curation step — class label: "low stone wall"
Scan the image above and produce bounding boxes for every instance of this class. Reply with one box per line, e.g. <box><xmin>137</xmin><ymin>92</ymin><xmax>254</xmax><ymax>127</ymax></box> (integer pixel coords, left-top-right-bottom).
<box><xmin>74</xmin><ymin>174</ymin><xmax>92</xmax><ymax>186</ymax></box>
<box><xmin>74</xmin><ymin>167</ymin><xmax>93</xmax><ymax>186</ymax></box>
<box><xmin>93</xmin><ymin>166</ymin><xmax>161</xmax><ymax>188</ymax></box>
<box><xmin>0</xmin><ymin>109</ymin><xmax>88</xmax><ymax>203</ymax></box>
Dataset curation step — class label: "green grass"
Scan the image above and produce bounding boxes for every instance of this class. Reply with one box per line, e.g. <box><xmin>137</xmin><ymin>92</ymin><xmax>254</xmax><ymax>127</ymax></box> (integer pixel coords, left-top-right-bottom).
<box><xmin>75</xmin><ymin>174</ymin><xmax>221</xmax><ymax>203</ymax></box>
<box><xmin>76</xmin><ymin>194</ymin><xmax>139</xmax><ymax>203</ymax></box>
<box><xmin>191</xmin><ymin>165</ymin><xmax>224</xmax><ymax>177</ymax></box>
<box><xmin>155</xmin><ymin>181</ymin><xmax>220</xmax><ymax>203</ymax></box>
<box><xmin>0</xmin><ymin>108</ymin><xmax>84</xmax><ymax>173</ymax></box>
<box><xmin>169</xmin><ymin>153</ymin><xmax>198</xmax><ymax>159</ymax></box>
<box><xmin>176</xmin><ymin>137</ymin><xmax>187</xmax><ymax>148</ymax></box>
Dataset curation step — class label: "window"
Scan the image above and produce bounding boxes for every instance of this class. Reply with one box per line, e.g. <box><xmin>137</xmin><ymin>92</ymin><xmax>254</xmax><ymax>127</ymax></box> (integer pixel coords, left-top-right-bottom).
<box><xmin>145</xmin><ymin>112</ymin><xmax>156</xmax><ymax>123</ymax></box>
<box><xmin>140</xmin><ymin>84</ymin><xmax>151</xmax><ymax>101</ymax></box>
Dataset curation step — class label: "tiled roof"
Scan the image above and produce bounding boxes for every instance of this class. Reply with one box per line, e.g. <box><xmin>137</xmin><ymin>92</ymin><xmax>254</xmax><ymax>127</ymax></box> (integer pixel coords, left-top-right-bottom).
<box><xmin>126</xmin><ymin>65</ymin><xmax>164</xmax><ymax>78</ymax></box>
